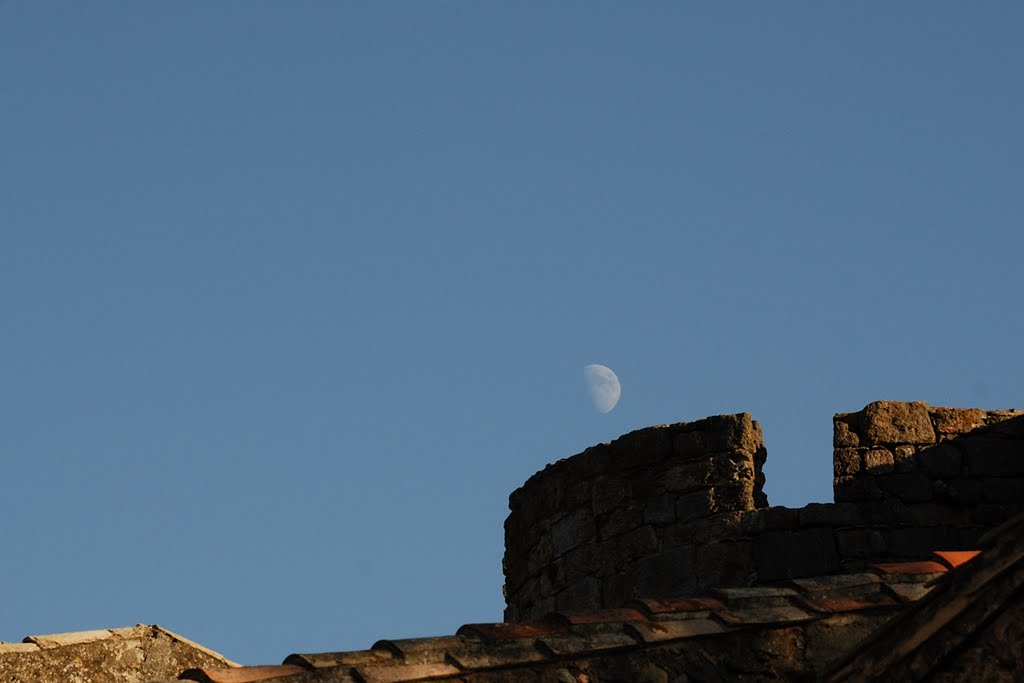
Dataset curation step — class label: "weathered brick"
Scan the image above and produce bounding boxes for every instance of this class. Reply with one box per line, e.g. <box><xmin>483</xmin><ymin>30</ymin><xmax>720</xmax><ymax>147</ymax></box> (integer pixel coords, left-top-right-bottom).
<box><xmin>893</xmin><ymin>444</ymin><xmax>917</xmax><ymax>472</ymax></box>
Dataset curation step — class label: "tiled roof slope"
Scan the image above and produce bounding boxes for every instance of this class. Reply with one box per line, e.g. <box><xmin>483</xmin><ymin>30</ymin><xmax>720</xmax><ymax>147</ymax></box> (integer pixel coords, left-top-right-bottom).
<box><xmin>0</xmin><ymin>624</ymin><xmax>238</xmax><ymax>683</ymax></box>
<box><xmin>183</xmin><ymin>557</ymin><xmax>962</xmax><ymax>683</ymax></box>
<box><xmin>825</xmin><ymin>510</ymin><xmax>1024</xmax><ymax>682</ymax></box>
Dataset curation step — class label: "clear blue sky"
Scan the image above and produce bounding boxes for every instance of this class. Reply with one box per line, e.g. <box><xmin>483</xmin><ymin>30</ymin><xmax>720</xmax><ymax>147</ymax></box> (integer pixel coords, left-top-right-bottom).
<box><xmin>2</xmin><ymin>3</ymin><xmax>1021</xmax><ymax>666</ymax></box>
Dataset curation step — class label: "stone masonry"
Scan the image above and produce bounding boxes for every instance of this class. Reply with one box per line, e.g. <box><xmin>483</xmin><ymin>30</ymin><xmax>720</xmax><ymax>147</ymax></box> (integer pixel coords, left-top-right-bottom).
<box><xmin>503</xmin><ymin>401</ymin><xmax>1023</xmax><ymax>622</ymax></box>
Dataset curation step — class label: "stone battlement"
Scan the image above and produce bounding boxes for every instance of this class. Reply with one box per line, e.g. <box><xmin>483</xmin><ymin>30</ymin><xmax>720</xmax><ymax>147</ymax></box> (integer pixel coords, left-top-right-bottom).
<box><xmin>503</xmin><ymin>401</ymin><xmax>1023</xmax><ymax>622</ymax></box>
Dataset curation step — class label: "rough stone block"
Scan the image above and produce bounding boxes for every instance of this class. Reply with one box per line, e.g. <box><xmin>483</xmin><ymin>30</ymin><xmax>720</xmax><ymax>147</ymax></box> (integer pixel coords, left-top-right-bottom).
<box><xmin>598</xmin><ymin>506</ymin><xmax>643</xmax><ymax>539</ymax></box>
<box><xmin>696</xmin><ymin>541</ymin><xmax>754</xmax><ymax>587</ymax></box>
<box><xmin>982</xmin><ymin>412</ymin><xmax>1024</xmax><ymax>436</ymax></box>
<box><xmin>712</xmin><ymin>482</ymin><xmax>756</xmax><ymax>513</ymax></box>
<box><xmin>965</xmin><ymin>437</ymin><xmax>1024</xmax><ymax>476</ymax></box>
<box><xmin>552</xmin><ymin>509</ymin><xmax>595</xmax><ymax>558</ymax></box>
<box><xmin>555</xmin><ymin>576</ymin><xmax>602</xmax><ymax>611</ymax></box>
<box><xmin>663</xmin><ymin>460</ymin><xmax>712</xmax><ymax>493</ymax></box>
<box><xmin>893</xmin><ymin>444</ymin><xmax>917</xmax><ymax>472</ymax></box>
<box><xmin>833</xmin><ymin>418</ymin><xmax>860</xmax><ymax>448</ymax></box>
<box><xmin>635</xmin><ymin>547</ymin><xmax>696</xmax><ymax>597</ymax></box>
<box><xmin>863</xmin><ymin>448</ymin><xmax>895</xmax><ymax>474</ymax></box>
<box><xmin>917</xmin><ymin>443</ymin><xmax>963</xmax><ymax>478</ymax></box>
<box><xmin>527</xmin><ymin>533</ymin><xmax>554</xmax><ymax>575</ymax></box>
<box><xmin>602</xmin><ymin>525</ymin><xmax>659</xmax><ymax>561</ymax></box>
<box><xmin>702</xmin><ymin>413</ymin><xmax>762</xmax><ymax>453</ymax></box>
<box><xmin>611</xmin><ymin>426</ymin><xmax>673</xmax><ymax>466</ymax></box>
<box><xmin>833</xmin><ymin>448</ymin><xmax>862</xmax><ymax>477</ymax></box>
<box><xmin>591</xmin><ymin>475</ymin><xmax>632</xmax><ymax>516</ymax></box>
<box><xmin>835</xmin><ymin>529</ymin><xmax>885</xmax><ymax>559</ymax></box>
<box><xmin>673</xmin><ymin>429</ymin><xmax>707</xmax><ymax>459</ymax></box>
<box><xmin>602</xmin><ymin>571</ymin><xmax>636</xmax><ymax>608</ymax></box>
<box><xmin>946</xmin><ymin>478</ymin><xmax>984</xmax><ymax>504</ymax></box>
<box><xmin>753</xmin><ymin>506</ymin><xmax>800</xmax><ymax>532</ymax></box>
<box><xmin>834</xmin><ymin>475</ymin><xmax>883</xmax><ymax>502</ymax></box>
<box><xmin>861</xmin><ymin>401</ymin><xmax>936</xmax><ymax>445</ymax></box>
<box><xmin>644</xmin><ymin>494</ymin><xmax>678</xmax><ymax>526</ymax></box>
<box><xmin>799</xmin><ymin>502</ymin><xmax>862</xmax><ymax>528</ymax></box>
<box><xmin>930</xmin><ymin>407</ymin><xmax>986</xmax><ymax>435</ymax></box>
<box><xmin>755</xmin><ymin>528</ymin><xmax>840</xmax><ymax>582</ymax></box>
<box><xmin>884</xmin><ymin>526</ymin><xmax>960</xmax><ymax>558</ymax></box>
<box><xmin>877</xmin><ymin>472</ymin><xmax>934</xmax><ymax>503</ymax></box>
<box><xmin>982</xmin><ymin>477</ymin><xmax>1024</xmax><ymax>503</ymax></box>
<box><xmin>673</xmin><ymin>489</ymin><xmax>714</xmax><ymax>523</ymax></box>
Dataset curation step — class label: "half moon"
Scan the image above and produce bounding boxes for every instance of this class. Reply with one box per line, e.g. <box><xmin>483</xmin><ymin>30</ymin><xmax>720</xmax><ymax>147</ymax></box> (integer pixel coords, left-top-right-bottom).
<box><xmin>583</xmin><ymin>364</ymin><xmax>621</xmax><ymax>413</ymax></box>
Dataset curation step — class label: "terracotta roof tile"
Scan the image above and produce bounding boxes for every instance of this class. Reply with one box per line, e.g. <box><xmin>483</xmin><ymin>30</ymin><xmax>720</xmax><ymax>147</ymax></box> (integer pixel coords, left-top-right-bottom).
<box><xmin>456</xmin><ymin>621</ymin><xmax>565</xmax><ymax>641</ymax></box>
<box><xmin>180</xmin><ymin>665</ymin><xmax>306</xmax><ymax>683</ymax></box>
<box><xmin>883</xmin><ymin>581</ymin><xmax>936</xmax><ymax>603</ymax></box>
<box><xmin>786</xmin><ymin>572</ymin><xmax>883</xmax><ymax>598</ymax></box>
<box><xmin>283</xmin><ymin>648</ymin><xmax>394</xmax><ymax>669</ymax></box>
<box><xmin>932</xmin><ymin>549</ymin><xmax>981</xmax><ymax>568</ymax></box>
<box><xmin>716</xmin><ymin>604</ymin><xmax>817</xmax><ymax>626</ymax></box>
<box><xmin>537</xmin><ymin>628</ymin><xmax>638</xmax><ymax>657</ymax></box>
<box><xmin>801</xmin><ymin>593</ymin><xmax>900</xmax><ymax>614</ymax></box>
<box><xmin>547</xmin><ymin>607</ymin><xmax>646</xmax><ymax>626</ymax></box>
<box><xmin>869</xmin><ymin>560</ymin><xmax>948</xmax><ymax>576</ymax></box>
<box><xmin>624</xmin><ymin>617</ymin><xmax>724</xmax><ymax>643</ymax></box>
<box><xmin>371</xmin><ymin>636</ymin><xmax>465</xmax><ymax>665</ymax></box>
<box><xmin>443</xmin><ymin>636</ymin><xmax>548</xmax><ymax>669</ymax></box>
<box><xmin>628</xmin><ymin>596</ymin><xmax>726</xmax><ymax>615</ymax></box>
<box><xmin>354</xmin><ymin>662</ymin><xmax>461</xmax><ymax>683</ymax></box>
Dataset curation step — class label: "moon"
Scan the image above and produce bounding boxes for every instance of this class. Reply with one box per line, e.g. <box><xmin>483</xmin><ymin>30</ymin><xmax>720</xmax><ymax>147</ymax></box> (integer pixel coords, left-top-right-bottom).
<box><xmin>583</xmin><ymin>364</ymin><xmax>621</xmax><ymax>413</ymax></box>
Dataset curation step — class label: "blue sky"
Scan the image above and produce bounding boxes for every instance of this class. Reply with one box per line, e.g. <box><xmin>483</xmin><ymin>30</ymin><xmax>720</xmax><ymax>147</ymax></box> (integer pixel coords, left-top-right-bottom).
<box><xmin>2</xmin><ymin>3</ymin><xmax>1021</xmax><ymax>666</ymax></box>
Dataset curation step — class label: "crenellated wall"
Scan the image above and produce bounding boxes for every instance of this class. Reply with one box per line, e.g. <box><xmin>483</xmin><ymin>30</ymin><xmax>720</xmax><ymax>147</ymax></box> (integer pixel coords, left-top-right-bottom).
<box><xmin>503</xmin><ymin>401</ymin><xmax>1024</xmax><ymax>622</ymax></box>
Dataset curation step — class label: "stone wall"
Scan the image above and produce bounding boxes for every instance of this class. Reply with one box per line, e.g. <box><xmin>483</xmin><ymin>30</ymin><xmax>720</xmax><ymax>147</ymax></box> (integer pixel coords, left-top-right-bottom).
<box><xmin>503</xmin><ymin>401</ymin><xmax>1024</xmax><ymax>622</ymax></box>
<box><xmin>503</xmin><ymin>413</ymin><xmax>767</xmax><ymax>622</ymax></box>
<box><xmin>833</xmin><ymin>401</ymin><xmax>1024</xmax><ymax>526</ymax></box>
